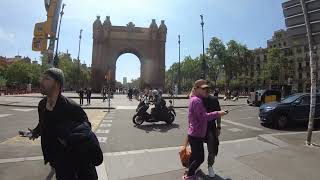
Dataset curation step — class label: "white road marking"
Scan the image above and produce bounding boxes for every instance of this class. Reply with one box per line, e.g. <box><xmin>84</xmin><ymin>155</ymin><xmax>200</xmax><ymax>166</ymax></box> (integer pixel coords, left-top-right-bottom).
<box><xmin>97</xmin><ymin>137</ymin><xmax>108</xmax><ymax>143</ymax></box>
<box><xmin>97</xmin><ymin>160</ymin><xmax>108</xmax><ymax>180</ymax></box>
<box><xmin>116</xmin><ymin>106</ymin><xmax>136</xmax><ymax>109</ymax></box>
<box><xmin>96</xmin><ymin>129</ymin><xmax>110</xmax><ymax>134</ymax></box>
<box><xmin>0</xmin><ymin>156</ymin><xmax>43</xmax><ymax>164</ymax></box>
<box><xmin>103</xmin><ymin>120</ymin><xmax>113</xmax><ymax>123</ymax></box>
<box><xmin>223</xmin><ymin>119</ymin><xmax>263</xmax><ymax>131</ymax></box>
<box><xmin>238</xmin><ymin>117</ymin><xmax>258</xmax><ymax>120</ymax></box>
<box><xmin>0</xmin><ymin>114</ymin><xmax>13</xmax><ymax>118</ymax></box>
<box><xmin>228</xmin><ymin>128</ymin><xmax>243</xmax><ymax>132</ymax></box>
<box><xmin>103</xmin><ymin>137</ymin><xmax>261</xmax><ymax>157</ymax></box>
<box><xmin>237</xmin><ymin>109</ymin><xmax>254</xmax><ymax>112</ymax></box>
<box><xmin>100</xmin><ymin>124</ymin><xmax>112</xmax><ymax>128</ymax></box>
<box><xmin>12</xmin><ymin>108</ymin><xmax>35</xmax><ymax>112</ymax></box>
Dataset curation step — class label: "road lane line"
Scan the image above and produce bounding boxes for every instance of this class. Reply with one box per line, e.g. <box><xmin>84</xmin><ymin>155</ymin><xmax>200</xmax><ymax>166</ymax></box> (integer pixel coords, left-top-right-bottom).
<box><xmin>96</xmin><ymin>129</ymin><xmax>110</xmax><ymax>134</ymax></box>
<box><xmin>228</xmin><ymin>128</ymin><xmax>243</xmax><ymax>132</ymax></box>
<box><xmin>12</xmin><ymin>108</ymin><xmax>36</xmax><ymax>112</ymax></box>
<box><xmin>97</xmin><ymin>137</ymin><xmax>108</xmax><ymax>143</ymax></box>
<box><xmin>222</xmin><ymin>119</ymin><xmax>263</xmax><ymax>131</ymax></box>
<box><xmin>100</xmin><ymin>124</ymin><xmax>112</xmax><ymax>128</ymax></box>
<box><xmin>116</xmin><ymin>106</ymin><xmax>136</xmax><ymax>109</ymax></box>
<box><xmin>0</xmin><ymin>114</ymin><xmax>13</xmax><ymax>118</ymax></box>
<box><xmin>238</xmin><ymin>117</ymin><xmax>258</xmax><ymax>120</ymax></box>
<box><xmin>97</xmin><ymin>160</ymin><xmax>108</xmax><ymax>180</ymax></box>
<box><xmin>103</xmin><ymin>120</ymin><xmax>113</xmax><ymax>123</ymax></box>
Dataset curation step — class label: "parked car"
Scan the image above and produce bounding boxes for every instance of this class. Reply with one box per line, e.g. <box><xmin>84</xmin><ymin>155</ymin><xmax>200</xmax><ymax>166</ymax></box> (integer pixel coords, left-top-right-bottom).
<box><xmin>247</xmin><ymin>90</ymin><xmax>281</xmax><ymax>106</ymax></box>
<box><xmin>259</xmin><ymin>93</ymin><xmax>320</xmax><ymax>129</ymax></box>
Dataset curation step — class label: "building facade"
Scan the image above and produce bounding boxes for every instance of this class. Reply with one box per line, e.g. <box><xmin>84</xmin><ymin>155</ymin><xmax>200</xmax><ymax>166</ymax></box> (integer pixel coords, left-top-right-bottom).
<box><xmin>250</xmin><ymin>29</ymin><xmax>320</xmax><ymax>93</ymax></box>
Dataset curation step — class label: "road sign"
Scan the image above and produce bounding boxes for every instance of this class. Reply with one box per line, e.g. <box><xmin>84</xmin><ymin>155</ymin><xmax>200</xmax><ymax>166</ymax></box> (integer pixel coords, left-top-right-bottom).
<box><xmin>282</xmin><ymin>0</ymin><xmax>320</xmax><ymax>43</ymax></box>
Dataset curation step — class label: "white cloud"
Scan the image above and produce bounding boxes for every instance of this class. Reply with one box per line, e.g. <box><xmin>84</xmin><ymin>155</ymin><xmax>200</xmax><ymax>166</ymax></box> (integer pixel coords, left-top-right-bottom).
<box><xmin>0</xmin><ymin>27</ymin><xmax>16</xmax><ymax>44</ymax></box>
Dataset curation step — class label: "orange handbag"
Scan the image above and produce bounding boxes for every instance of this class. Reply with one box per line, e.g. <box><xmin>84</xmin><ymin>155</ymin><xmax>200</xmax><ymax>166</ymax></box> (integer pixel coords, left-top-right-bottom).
<box><xmin>179</xmin><ymin>146</ymin><xmax>191</xmax><ymax>168</ymax></box>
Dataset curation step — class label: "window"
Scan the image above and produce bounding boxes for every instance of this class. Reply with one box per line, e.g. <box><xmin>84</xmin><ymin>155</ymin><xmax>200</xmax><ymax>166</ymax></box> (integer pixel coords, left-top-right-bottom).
<box><xmin>304</xmin><ymin>45</ymin><xmax>309</xmax><ymax>52</ymax></box>
<box><xmin>307</xmin><ymin>72</ymin><xmax>310</xmax><ymax>78</ymax></box>
<box><xmin>299</xmin><ymin>63</ymin><xmax>302</xmax><ymax>69</ymax></box>
<box><xmin>300</xmin><ymin>96</ymin><xmax>310</xmax><ymax>105</ymax></box>
<box><xmin>296</xmin><ymin>47</ymin><xmax>302</xmax><ymax>54</ymax></box>
<box><xmin>299</xmin><ymin>73</ymin><xmax>302</xmax><ymax>79</ymax></box>
<box><xmin>284</xmin><ymin>42</ymin><xmax>287</xmax><ymax>46</ymax></box>
<box><xmin>306</xmin><ymin>62</ymin><xmax>309</xmax><ymax>67</ymax></box>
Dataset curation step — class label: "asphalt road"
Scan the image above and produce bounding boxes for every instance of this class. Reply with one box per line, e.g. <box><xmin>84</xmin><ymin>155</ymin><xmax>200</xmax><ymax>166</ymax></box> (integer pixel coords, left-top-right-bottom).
<box><xmin>0</xmin><ymin>101</ymin><xmax>314</xmax><ymax>155</ymax></box>
<box><xmin>101</xmin><ymin>104</ymin><xmax>313</xmax><ymax>153</ymax></box>
<box><xmin>0</xmin><ymin>106</ymin><xmax>38</xmax><ymax>143</ymax></box>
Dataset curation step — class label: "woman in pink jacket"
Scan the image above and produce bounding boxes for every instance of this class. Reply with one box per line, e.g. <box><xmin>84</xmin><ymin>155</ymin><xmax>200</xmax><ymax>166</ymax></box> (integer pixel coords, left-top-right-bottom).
<box><xmin>183</xmin><ymin>79</ymin><xmax>227</xmax><ymax>180</ymax></box>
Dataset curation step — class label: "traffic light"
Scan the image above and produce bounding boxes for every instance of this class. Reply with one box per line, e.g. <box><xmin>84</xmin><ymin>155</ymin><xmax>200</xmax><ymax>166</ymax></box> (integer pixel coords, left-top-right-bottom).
<box><xmin>32</xmin><ymin>22</ymin><xmax>47</xmax><ymax>51</ymax></box>
<box><xmin>32</xmin><ymin>0</ymin><xmax>63</xmax><ymax>52</ymax></box>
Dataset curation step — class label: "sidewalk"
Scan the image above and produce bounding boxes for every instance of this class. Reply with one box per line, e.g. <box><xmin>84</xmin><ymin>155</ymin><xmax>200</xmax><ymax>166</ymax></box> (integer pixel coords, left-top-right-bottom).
<box><xmin>109</xmin><ymin>131</ymin><xmax>320</xmax><ymax>180</ymax></box>
<box><xmin>0</xmin><ymin>93</ymin><xmax>248</xmax><ymax>109</ymax></box>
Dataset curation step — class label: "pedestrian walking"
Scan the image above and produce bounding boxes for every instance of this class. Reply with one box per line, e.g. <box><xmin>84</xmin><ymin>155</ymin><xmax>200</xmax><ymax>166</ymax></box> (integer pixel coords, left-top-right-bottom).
<box><xmin>183</xmin><ymin>79</ymin><xmax>227</xmax><ymax>180</ymax></box>
<box><xmin>86</xmin><ymin>88</ymin><xmax>92</xmax><ymax>105</ymax></box>
<box><xmin>213</xmin><ymin>88</ymin><xmax>219</xmax><ymax>97</ymax></box>
<box><xmin>102</xmin><ymin>87</ymin><xmax>107</xmax><ymax>102</ymax></box>
<box><xmin>203</xmin><ymin>88</ymin><xmax>222</xmax><ymax>178</ymax></box>
<box><xmin>29</xmin><ymin>68</ymin><xmax>103</xmax><ymax>180</ymax></box>
<box><xmin>78</xmin><ymin>88</ymin><xmax>84</xmax><ymax>105</ymax></box>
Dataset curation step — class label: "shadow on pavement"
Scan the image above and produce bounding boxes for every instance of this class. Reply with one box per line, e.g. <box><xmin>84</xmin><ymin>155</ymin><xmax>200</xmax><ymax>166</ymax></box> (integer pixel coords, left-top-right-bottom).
<box><xmin>261</xmin><ymin>121</ymin><xmax>320</xmax><ymax>132</ymax></box>
<box><xmin>196</xmin><ymin>170</ymin><xmax>232</xmax><ymax>180</ymax></box>
<box><xmin>134</xmin><ymin>123</ymin><xmax>180</xmax><ymax>133</ymax></box>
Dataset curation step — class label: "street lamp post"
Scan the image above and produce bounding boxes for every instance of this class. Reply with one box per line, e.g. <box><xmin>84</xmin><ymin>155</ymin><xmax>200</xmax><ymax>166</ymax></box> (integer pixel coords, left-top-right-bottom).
<box><xmin>77</xmin><ymin>29</ymin><xmax>83</xmax><ymax>89</ymax></box>
<box><xmin>53</xmin><ymin>3</ymin><xmax>66</xmax><ymax>67</ymax></box>
<box><xmin>200</xmin><ymin>14</ymin><xmax>206</xmax><ymax>79</ymax></box>
<box><xmin>178</xmin><ymin>35</ymin><xmax>181</xmax><ymax>94</ymax></box>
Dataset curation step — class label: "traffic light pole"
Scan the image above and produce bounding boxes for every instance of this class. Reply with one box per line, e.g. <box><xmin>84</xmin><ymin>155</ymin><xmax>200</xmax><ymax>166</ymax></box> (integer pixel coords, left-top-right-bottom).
<box><xmin>54</xmin><ymin>3</ymin><xmax>66</xmax><ymax>67</ymax></box>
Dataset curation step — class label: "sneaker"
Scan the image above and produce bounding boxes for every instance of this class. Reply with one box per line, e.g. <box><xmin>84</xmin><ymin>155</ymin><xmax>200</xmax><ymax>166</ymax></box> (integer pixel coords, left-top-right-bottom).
<box><xmin>208</xmin><ymin>166</ymin><xmax>215</xmax><ymax>178</ymax></box>
<box><xmin>182</xmin><ymin>175</ymin><xmax>198</xmax><ymax>180</ymax></box>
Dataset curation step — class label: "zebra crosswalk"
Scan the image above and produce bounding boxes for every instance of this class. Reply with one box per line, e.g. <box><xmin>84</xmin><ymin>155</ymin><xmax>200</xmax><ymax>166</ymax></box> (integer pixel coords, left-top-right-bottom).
<box><xmin>95</xmin><ymin>110</ymin><xmax>115</xmax><ymax>143</ymax></box>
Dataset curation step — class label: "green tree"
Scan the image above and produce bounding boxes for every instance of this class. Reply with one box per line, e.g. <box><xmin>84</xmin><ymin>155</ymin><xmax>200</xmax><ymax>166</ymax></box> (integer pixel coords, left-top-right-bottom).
<box><xmin>6</xmin><ymin>61</ymin><xmax>32</xmax><ymax>86</ymax></box>
<box><xmin>262</xmin><ymin>48</ymin><xmax>292</xmax><ymax>87</ymax></box>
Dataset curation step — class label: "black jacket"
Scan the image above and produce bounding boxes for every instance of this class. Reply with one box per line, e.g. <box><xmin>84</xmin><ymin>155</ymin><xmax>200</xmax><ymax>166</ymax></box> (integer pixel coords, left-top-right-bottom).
<box><xmin>202</xmin><ymin>95</ymin><xmax>221</xmax><ymax>129</ymax></box>
<box><xmin>33</xmin><ymin>95</ymin><xmax>103</xmax><ymax>166</ymax></box>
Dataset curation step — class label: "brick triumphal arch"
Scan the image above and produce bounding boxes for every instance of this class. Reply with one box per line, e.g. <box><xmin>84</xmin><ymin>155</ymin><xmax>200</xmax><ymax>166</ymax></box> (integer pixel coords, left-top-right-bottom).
<box><xmin>91</xmin><ymin>16</ymin><xmax>167</xmax><ymax>91</ymax></box>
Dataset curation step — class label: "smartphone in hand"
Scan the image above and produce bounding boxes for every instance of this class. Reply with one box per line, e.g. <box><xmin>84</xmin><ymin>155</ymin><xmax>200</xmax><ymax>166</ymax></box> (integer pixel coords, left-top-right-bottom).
<box><xmin>18</xmin><ymin>130</ymin><xmax>32</xmax><ymax>138</ymax></box>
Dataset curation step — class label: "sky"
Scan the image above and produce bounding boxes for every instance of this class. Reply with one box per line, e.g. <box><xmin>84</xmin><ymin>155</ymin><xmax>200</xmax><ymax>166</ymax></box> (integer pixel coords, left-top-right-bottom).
<box><xmin>0</xmin><ymin>0</ymin><xmax>287</xmax><ymax>82</ymax></box>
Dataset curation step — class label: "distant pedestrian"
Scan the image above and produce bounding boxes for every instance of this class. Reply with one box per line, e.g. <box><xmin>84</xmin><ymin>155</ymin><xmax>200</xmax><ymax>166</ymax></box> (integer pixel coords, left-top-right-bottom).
<box><xmin>128</xmin><ymin>88</ymin><xmax>133</xmax><ymax>100</ymax></box>
<box><xmin>183</xmin><ymin>79</ymin><xmax>227</xmax><ymax>180</ymax></box>
<box><xmin>29</xmin><ymin>68</ymin><xmax>102</xmax><ymax>180</ymax></box>
<box><xmin>213</xmin><ymin>88</ymin><xmax>219</xmax><ymax>97</ymax></box>
<box><xmin>86</xmin><ymin>88</ymin><xmax>92</xmax><ymax>105</ymax></box>
<box><xmin>102</xmin><ymin>87</ymin><xmax>107</xmax><ymax>102</ymax></box>
<box><xmin>78</xmin><ymin>88</ymin><xmax>84</xmax><ymax>105</ymax></box>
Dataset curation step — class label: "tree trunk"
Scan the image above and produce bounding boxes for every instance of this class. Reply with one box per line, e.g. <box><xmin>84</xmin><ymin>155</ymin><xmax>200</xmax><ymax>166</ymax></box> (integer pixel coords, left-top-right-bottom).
<box><xmin>300</xmin><ymin>0</ymin><xmax>317</xmax><ymax>145</ymax></box>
